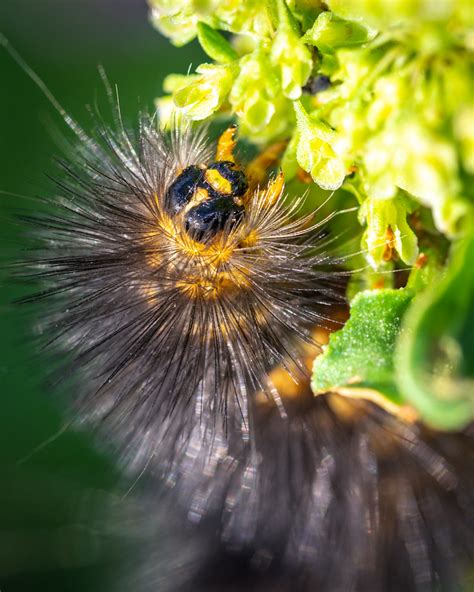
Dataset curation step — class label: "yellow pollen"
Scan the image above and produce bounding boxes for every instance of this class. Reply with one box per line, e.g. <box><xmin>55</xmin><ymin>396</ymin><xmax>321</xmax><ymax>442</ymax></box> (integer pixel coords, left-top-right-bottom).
<box><xmin>204</xmin><ymin>168</ymin><xmax>233</xmax><ymax>194</ymax></box>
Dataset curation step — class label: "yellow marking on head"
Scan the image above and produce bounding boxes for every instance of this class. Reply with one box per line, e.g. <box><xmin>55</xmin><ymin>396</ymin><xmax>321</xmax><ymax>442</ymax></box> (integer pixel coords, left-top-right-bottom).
<box><xmin>181</xmin><ymin>186</ymin><xmax>211</xmax><ymax>217</ymax></box>
<box><xmin>204</xmin><ymin>168</ymin><xmax>233</xmax><ymax>194</ymax></box>
<box><xmin>194</xmin><ymin>186</ymin><xmax>210</xmax><ymax>202</ymax></box>
<box><xmin>216</xmin><ymin>125</ymin><xmax>237</xmax><ymax>163</ymax></box>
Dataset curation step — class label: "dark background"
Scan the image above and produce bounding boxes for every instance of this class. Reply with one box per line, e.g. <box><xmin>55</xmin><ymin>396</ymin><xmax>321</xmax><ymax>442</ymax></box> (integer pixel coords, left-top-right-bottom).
<box><xmin>0</xmin><ymin>2</ymin><xmax>205</xmax><ymax>590</ymax></box>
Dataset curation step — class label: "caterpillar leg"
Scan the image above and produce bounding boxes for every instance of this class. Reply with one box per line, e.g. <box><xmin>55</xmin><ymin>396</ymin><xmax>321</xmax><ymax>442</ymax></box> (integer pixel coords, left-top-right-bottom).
<box><xmin>215</xmin><ymin>124</ymin><xmax>238</xmax><ymax>163</ymax></box>
<box><xmin>214</xmin><ymin>126</ymin><xmax>287</xmax><ymax>209</ymax></box>
<box><xmin>246</xmin><ymin>140</ymin><xmax>288</xmax><ymax>192</ymax></box>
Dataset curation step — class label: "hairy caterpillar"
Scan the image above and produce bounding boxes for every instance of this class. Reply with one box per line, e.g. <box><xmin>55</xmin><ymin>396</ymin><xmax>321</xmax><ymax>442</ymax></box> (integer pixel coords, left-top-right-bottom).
<box><xmin>18</xmin><ymin>113</ymin><xmax>348</xmax><ymax>469</ymax></box>
<box><xmin>3</xmin><ymin>37</ymin><xmax>474</xmax><ymax>592</ymax></box>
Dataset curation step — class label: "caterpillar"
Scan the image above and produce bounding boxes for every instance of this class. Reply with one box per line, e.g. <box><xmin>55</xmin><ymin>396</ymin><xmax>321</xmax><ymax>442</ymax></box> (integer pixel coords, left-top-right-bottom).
<box><xmin>18</xmin><ymin>114</ymin><xmax>348</xmax><ymax>470</ymax></box>
<box><xmin>4</xmin><ymin>37</ymin><xmax>474</xmax><ymax>592</ymax></box>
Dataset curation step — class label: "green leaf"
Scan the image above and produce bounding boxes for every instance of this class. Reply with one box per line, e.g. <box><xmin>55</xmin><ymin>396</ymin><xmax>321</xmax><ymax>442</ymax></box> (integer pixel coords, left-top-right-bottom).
<box><xmin>312</xmin><ymin>288</ymin><xmax>414</xmax><ymax>410</ymax></box>
<box><xmin>396</xmin><ymin>230</ymin><xmax>474</xmax><ymax>430</ymax></box>
<box><xmin>196</xmin><ymin>22</ymin><xmax>238</xmax><ymax>63</ymax></box>
<box><xmin>405</xmin><ymin>246</ymin><xmax>445</xmax><ymax>293</ymax></box>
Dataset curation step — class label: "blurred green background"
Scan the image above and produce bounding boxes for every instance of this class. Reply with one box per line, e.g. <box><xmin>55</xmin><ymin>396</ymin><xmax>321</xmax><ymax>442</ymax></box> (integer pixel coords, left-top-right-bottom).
<box><xmin>0</xmin><ymin>2</ymin><xmax>204</xmax><ymax>590</ymax></box>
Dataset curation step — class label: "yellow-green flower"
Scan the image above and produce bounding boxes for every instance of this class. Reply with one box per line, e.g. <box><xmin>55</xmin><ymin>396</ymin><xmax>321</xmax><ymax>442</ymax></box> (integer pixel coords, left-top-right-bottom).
<box><xmin>270</xmin><ymin>0</ymin><xmax>313</xmax><ymax>100</ymax></box>
<box><xmin>363</xmin><ymin>119</ymin><xmax>464</xmax><ymax>236</ymax></box>
<box><xmin>173</xmin><ymin>63</ymin><xmax>236</xmax><ymax>120</ymax></box>
<box><xmin>149</xmin><ymin>0</ymin><xmax>217</xmax><ymax>46</ymax></box>
<box><xmin>229</xmin><ymin>48</ymin><xmax>294</xmax><ymax>141</ymax></box>
<box><xmin>149</xmin><ymin>0</ymin><xmax>275</xmax><ymax>45</ymax></box>
<box><xmin>294</xmin><ymin>101</ymin><xmax>348</xmax><ymax>190</ymax></box>
<box><xmin>302</xmin><ymin>10</ymin><xmax>376</xmax><ymax>52</ymax></box>
<box><xmin>359</xmin><ymin>196</ymin><xmax>419</xmax><ymax>268</ymax></box>
<box><xmin>327</xmin><ymin>0</ymin><xmax>466</xmax><ymax>30</ymax></box>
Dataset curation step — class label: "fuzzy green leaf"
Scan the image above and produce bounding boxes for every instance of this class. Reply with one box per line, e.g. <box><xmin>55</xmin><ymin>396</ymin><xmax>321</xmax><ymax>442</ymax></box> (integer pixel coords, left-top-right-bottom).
<box><xmin>312</xmin><ymin>289</ymin><xmax>414</xmax><ymax>407</ymax></box>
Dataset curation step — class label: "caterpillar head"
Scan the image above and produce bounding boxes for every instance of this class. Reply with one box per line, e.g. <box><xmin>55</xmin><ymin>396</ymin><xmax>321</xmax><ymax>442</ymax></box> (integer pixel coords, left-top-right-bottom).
<box><xmin>148</xmin><ymin>125</ymin><xmax>288</xmax><ymax>302</ymax></box>
<box><xmin>164</xmin><ymin>144</ymin><xmax>248</xmax><ymax>241</ymax></box>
